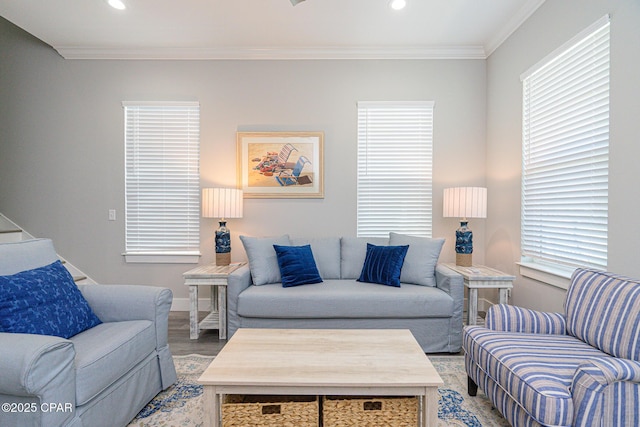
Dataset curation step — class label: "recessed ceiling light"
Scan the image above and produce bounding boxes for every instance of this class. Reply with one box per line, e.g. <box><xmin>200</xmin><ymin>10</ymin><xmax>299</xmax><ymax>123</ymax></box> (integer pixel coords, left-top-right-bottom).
<box><xmin>390</xmin><ymin>0</ymin><xmax>406</xmax><ymax>10</ymax></box>
<box><xmin>107</xmin><ymin>0</ymin><xmax>126</xmax><ymax>10</ymax></box>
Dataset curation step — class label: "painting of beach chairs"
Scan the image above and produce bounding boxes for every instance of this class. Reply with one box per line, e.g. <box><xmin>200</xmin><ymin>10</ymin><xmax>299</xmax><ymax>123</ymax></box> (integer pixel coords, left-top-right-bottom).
<box><xmin>237</xmin><ymin>131</ymin><xmax>324</xmax><ymax>198</ymax></box>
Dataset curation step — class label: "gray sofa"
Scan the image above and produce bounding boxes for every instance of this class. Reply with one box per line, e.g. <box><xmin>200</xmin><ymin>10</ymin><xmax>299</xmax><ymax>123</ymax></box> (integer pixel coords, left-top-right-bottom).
<box><xmin>228</xmin><ymin>234</ymin><xmax>464</xmax><ymax>353</ymax></box>
<box><xmin>0</xmin><ymin>239</ymin><xmax>177</xmax><ymax>427</ymax></box>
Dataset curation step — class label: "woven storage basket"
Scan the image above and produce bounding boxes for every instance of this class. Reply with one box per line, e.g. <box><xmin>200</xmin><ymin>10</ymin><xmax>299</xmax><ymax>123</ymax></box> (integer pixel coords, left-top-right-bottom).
<box><xmin>322</xmin><ymin>396</ymin><xmax>418</xmax><ymax>427</ymax></box>
<box><xmin>222</xmin><ymin>395</ymin><xmax>319</xmax><ymax>427</ymax></box>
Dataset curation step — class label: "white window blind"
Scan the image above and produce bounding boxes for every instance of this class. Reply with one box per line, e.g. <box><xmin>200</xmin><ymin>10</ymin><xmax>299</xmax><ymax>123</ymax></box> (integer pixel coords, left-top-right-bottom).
<box><xmin>521</xmin><ymin>17</ymin><xmax>609</xmax><ymax>272</ymax></box>
<box><xmin>357</xmin><ymin>101</ymin><xmax>434</xmax><ymax>238</ymax></box>
<box><xmin>123</xmin><ymin>102</ymin><xmax>200</xmax><ymax>263</ymax></box>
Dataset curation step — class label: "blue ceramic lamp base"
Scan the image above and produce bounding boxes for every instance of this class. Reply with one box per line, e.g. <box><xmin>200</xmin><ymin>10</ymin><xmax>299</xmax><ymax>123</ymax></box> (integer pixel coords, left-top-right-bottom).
<box><xmin>215</xmin><ymin>220</ymin><xmax>231</xmax><ymax>266</ymax></box>
<box><xmin>455</xmin><ymin>220</ymin><xmax>473</xmax><ymax>267</ymax></box>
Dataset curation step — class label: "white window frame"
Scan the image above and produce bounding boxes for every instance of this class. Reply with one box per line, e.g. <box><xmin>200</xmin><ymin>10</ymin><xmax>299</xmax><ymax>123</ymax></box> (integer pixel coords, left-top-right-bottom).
<box><xmin>357</xmin><ymin>101</ymin><xmax>434</xmax><ymax>238</ymax></box>
<box><xmin>123</xmin><ymin>101</ymin><xmax>201</xmax><ymax>263</ymax></box>
<box><xmin>519</xmin><ymin>16</ymin><xmax>610</xmax><ymax>289</ymax></box>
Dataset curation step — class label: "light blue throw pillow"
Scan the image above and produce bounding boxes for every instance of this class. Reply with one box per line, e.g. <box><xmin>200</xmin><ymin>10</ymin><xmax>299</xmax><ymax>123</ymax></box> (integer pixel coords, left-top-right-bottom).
<box><xmin>389</xmin><ymin>232</ymin><xmax>445</xmax><ymax>287</ymax></box>
<box><xmin>357</xmin><ymin>243</ymin><xmax>409</xmax><ymax>288</ymax></box>
<box><xmin>291</xmin><ymin>236</ymin><xmax>341</xmax><ymax>279</ymax></box>
<box><xmin>0</xmin><ymin>260</ymin><xmax>102</xmax><ymax>338</ymax></box>
<box><xmin>273</xmin><ymin>244</ymin><xmax>323</xmax><ymax>287</ymax></box>
<box><xmin>340</xmin><ymin>236</ymin><xmax>389</xmax><ymax>279</ymax></box>
<box><xmin>240</xmin><ymin>234</ymin><xmax>291</xmax><ymax>285</ymax></box>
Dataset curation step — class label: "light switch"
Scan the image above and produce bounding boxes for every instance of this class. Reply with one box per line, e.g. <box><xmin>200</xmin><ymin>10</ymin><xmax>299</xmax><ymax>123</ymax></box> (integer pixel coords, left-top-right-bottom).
<box><xmin>108</xmin><ymin>209</ymin><xmax>116</xmax><ymax>221</ymax></box>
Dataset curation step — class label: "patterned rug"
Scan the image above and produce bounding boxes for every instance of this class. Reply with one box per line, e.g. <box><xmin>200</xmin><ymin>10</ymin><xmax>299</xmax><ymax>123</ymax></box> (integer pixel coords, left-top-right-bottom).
<box><xmin>128</xmin><ymin>354</ymin><xmax>509</xmax><ymax>427</ymax></box>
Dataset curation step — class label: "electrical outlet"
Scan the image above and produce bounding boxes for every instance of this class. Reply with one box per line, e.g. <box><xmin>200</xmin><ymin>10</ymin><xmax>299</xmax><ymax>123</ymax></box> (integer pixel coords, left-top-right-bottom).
<box><xmin>108</xmin><ymin>209</ymin><xmax>116</xmax><ymax>221</ymax></box>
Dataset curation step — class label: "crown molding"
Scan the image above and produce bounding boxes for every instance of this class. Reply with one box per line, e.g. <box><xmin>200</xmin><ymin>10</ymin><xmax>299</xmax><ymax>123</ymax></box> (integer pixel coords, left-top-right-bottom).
<box><xmin>484</xmin><ymin>0</ymin><xmax>547</xmax><ymax>57</ymax></box>
<box><xmin>54</xmin><ymin>45</ymin><xmax>487</xmax><ymax>60</ymax></box>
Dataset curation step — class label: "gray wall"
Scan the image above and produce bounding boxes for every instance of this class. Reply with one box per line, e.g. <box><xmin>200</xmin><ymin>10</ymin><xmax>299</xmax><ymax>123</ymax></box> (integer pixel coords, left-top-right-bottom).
<box><xmin>485</xmin><ymin>0</ymin><xmax>640</xmax><ymax>312</ymax></box>
<box><xmin>0</xmin><ymin>16</ymin><xmax>487</xmax><ymax>304</ymax></box>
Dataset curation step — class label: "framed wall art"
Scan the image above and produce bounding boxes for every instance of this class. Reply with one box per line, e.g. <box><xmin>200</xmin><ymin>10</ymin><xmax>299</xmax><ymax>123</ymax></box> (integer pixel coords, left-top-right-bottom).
<box><xmin>237</xmin><ymin>131</ymin><xmax>324</xmax><ymax>198</ymax></box>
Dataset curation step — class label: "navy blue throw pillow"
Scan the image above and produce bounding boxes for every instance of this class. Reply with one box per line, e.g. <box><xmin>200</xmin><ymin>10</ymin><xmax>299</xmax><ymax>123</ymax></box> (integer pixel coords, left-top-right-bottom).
<box><xmin>358</xmin><ymin>243</ymin><xmax>409</xmax><ymax>287</ymax></box>
<box><xmin>273</xmin><ymin>244</ymin><xmax>323</xmax><ymax>287</ymax></box>
<box><xmin>0</xmin><ymin>260</ymin><xmax>102</xmax><ymax>338</ymax></box>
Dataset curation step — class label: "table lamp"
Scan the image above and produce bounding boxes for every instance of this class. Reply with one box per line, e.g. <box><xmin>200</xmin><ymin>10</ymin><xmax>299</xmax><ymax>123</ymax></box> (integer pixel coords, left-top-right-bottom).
<box><xmin>202</xmin><ymin>188</ymin><xmax>243</xmax><ymax>266</ymax></box>
<box><xmin>443</xmin><ymin>187</ymin><xmax>487</xmax><ymax>267</ymax></box>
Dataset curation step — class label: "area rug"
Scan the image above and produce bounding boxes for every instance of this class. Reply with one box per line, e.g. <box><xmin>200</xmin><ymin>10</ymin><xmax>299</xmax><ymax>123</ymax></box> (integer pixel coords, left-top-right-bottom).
<box><xmin>128</xmin><ymin>354</ymin><xmax>509</xmax><ymax>427</ymax></box>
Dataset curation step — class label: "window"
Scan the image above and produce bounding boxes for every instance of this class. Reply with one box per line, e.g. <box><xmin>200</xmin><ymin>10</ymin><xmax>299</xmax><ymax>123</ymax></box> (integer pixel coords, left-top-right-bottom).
<box><xmin>357</xmin><ymin>101</ymin><xmax>434</xmax><ymax>238</ymax></box>
<box><xmin>520</xmin><ymin>16</ymin><xmax>609</xmax><ymax>285</ymax></box>
<box><xmin>123</xmin><ymin>102</ymin><xmax>200</xmax><ymax>263</ymax></box>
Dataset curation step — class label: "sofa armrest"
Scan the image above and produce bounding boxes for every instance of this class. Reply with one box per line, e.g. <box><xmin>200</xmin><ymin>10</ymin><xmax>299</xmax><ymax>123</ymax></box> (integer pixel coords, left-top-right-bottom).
<box><xmin>227</xmin><ymin>265</ymin><xmax>252</xmax><ymax>338</ymax></box>
<box><xmin>485</xmin><ymin>303</ymin><xmax>567</xmax><ymax>334</ymax></box>
<box><xmin>572</xmin><ymin>357</ymin><xmax>640</xmax><ymax>426</ymax></box>
<box><xmin>436</xmin><ymin>264</ymin><xmax>464</xmax><ymax>350</ymax></box>
<box><xmin>435</xmin><ymin>264</ymin><xmax>464</xmax><ymax>302</ymax></box>
<box><xmin>0</xmin><ymin>333</ymin><xmax>76</xmax><ymax>426</ymax></box>
<box><xmin>79</xmin><ymin>284</ymin><xmax>171</xmax><ymax>343</ymax></box>
<box><xmin>78</xmin><ymin>284</ymin><xmax>177</xmax><ymax>389</ymax></box>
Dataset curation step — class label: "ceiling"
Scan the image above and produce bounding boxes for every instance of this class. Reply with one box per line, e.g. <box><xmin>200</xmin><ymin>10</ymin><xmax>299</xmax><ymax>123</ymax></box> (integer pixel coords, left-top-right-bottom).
<box><xmin>0</xmin><ymin>0</ymin><xmax>545</xmax><ymax>60</ymax></box>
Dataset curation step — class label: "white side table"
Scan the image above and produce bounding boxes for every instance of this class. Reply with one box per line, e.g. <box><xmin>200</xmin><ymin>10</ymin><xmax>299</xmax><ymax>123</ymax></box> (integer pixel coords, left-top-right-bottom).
<box><xmin>444</xmin><ymin>263</ymin><xmax>515</xmax><ymax>326</ymax></box>
<box><xmin>183</xmin><ymin>262</ymin><xmax>246</xmax><ymax>339</ymax></box>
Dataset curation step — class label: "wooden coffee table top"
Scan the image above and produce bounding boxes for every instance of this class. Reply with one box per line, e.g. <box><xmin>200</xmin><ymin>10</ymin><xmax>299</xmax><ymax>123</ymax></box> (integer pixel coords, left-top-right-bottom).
<box><xmin>198</xmin><ymin>328</ymin><xmax>443</xmax><ymax>389</ymax></box>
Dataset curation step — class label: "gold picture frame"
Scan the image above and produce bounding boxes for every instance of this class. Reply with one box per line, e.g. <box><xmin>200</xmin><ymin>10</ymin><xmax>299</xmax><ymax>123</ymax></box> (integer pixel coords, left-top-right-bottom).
<box><xmin>237</xmin><ymin>131</ymin><xmax>324</xmax><ymax>198</ymax></box>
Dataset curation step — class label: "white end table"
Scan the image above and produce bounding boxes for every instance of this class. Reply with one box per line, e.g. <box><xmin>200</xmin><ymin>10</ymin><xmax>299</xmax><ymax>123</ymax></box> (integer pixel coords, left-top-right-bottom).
<box><xmin>444</xmin><ymin>263</ymin><xmax>515</xmax><ymax>326</ymax></box>
<box><xmin>183</xmin><ymin>262</ymin><xmax>246</xmax><ymax>339</ymax></box>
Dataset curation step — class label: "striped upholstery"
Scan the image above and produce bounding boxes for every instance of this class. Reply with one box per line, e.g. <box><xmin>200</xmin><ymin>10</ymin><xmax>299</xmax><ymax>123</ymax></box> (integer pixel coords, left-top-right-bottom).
<box><xmin>464</xmin><ymin>326</ymin><xmax>608</xmax><ymax>426</ymax></box>
<box><xmin>463</xmin><ymin>268</ymin><xmax>640</xmax><ymax>427</ymax></box>
<box><xmin>565</xmin><ymin>268</ymin><xmax>640</xmax><ymax>361</ymax></box>
<box><xmin>485</xmin><ymin>303</ymin><xmax>567</xmax><ymax>334</ymax></box>
<box><xmin>572</xmin><ymin>357</ymin><xmax>640</xmax><ymax>426</ymax></box>
<box><xmin>465</xmin><ymin>353</ymin><xmax>544</xmax><ymax>427</ymax></box>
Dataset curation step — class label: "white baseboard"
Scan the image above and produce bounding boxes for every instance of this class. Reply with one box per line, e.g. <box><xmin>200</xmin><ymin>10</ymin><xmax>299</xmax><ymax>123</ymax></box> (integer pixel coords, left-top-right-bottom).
<box><xmin>171</xmin><ymin>297</ymin><xmax>211</xmax><ymax>312</ymax></box>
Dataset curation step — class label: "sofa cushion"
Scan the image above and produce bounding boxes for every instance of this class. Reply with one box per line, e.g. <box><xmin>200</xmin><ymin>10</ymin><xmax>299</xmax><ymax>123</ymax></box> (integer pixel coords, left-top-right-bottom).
<box><xmin>389</xmin><ymin>232</ymin><xmax>444</xmax><ymax>287</ymax></box>
<box><xmin>237</xmin><ymin>279</ymin><xmax>454</xmax><ymax>319</ymax></box>
<box><xmin>70</xmin><ymin>319</ymin><xmax>156</xmax><ymax>406</ymax></box>
<box><xmin>240</xmin><ymin>235</ymin><xmax>291</xmax><ymax>285</ymax></box>
<box><xmin>357</xmin><ymin>244</ymin><xmax>409</xmax><ymax>287</ymax></box>
<box><xmin>291</xmin><ymin>237</ymin><xmax>341</xmax><ymax>279</ymax></box>
<box><xmin>464</xmin><ymin>326</ymin><xmax>609</xmax><ymax>426</ymax></box>
<box><xmin>273</xmin><ymin>244</ymin><xmax>323</xmax><ymax>287</ymax></box>
<box><xmin>0</xmin><ymin>239</ymin><xmax>59</xmax><ymax>275</ymax></box>
<box><xmin>565</xmin><ymin>268</ymin><xmax>640</xmax><ymax>361</ymax></box>
<box><xmin>340</xmin><ymin>237</ymin><xmax>389</xmax><ymax>279</ymax></box>
<box><xmin>0</xmin><ymin>260</ymin><xmax>102</xmax><ymax>339</ymax></box>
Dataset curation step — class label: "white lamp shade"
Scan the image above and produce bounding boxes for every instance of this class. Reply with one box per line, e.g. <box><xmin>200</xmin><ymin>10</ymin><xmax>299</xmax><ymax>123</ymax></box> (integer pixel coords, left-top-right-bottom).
<box><xmin>443</xmin><ymin>187</ymin><xmax>487</xmax><ymax>219</ymax></box>
<box><xmin>202</xmin><ymin>188</ymin><xmax>243</xmax><ymax>219</ymax></box>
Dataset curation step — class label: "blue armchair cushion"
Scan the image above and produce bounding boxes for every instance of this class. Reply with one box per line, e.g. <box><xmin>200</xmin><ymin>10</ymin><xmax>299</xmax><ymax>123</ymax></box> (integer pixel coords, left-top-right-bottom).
<box><xmin>464</xmin><ymin>325</ymin><xmax>610</xmax><ymax>426</ymax></box>
<box><xmin>0</xmin><ymin>260</ymin><xmax>102</xmax><ymax>338</ymax></box>
<box><xmin>357</xmin><ymin>243</ymin><xmax>409</xmax><ymax>287</ymax></box>
<box><xmin>273</xmin><ymin>244</ymin><xmax>323</xmax><ymax>287</ymax></box>
<box><xmin>565</xmin><ymin>268</ymin><xmax>640</xmax><ymax>360</ymax></box>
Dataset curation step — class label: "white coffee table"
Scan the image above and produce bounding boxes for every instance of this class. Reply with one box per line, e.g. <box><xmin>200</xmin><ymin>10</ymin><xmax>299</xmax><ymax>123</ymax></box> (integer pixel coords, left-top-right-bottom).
<box><xmin>198</xmin><ymin>328</ymin><xmax>443</xmax><ymax>427</ymax></box>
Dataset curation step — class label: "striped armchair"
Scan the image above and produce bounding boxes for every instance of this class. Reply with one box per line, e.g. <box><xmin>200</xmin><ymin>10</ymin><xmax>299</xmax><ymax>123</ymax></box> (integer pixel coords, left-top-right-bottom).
<box><xmin>463</xmin><ymin>268</ymin><xmax>640</xmax><ymax>427</ymax></box>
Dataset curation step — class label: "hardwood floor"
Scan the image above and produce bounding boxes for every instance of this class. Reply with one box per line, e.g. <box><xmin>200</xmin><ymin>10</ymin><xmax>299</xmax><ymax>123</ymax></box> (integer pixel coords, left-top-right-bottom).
<box><xmin>168</xmin><ymin>311</ymin><xmax>226</xmax><ymax>356</ymax></box>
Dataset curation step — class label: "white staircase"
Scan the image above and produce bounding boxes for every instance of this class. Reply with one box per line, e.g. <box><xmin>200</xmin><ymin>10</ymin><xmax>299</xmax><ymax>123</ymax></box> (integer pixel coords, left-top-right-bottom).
<box><xmin>0</xmin><ymin>213</ymin><xmax>95</xmax><ymax>284</ymax></box>
<box><xmin>0</xmin><ymin>215</ymin><xmax>24</xmax><ymax>242</ymax></box>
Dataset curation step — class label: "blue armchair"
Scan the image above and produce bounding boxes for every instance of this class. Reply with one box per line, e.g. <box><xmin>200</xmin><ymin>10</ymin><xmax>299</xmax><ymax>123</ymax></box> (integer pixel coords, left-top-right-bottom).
<box><xmin>0</xmin><ymin>239</ymin><xmax>177</xmax><ymax>427</ymax></box>
<box><xmin>463</xmin><ymin>268</ymin><xmax>640</xmax><ymax>427</ymax></box>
